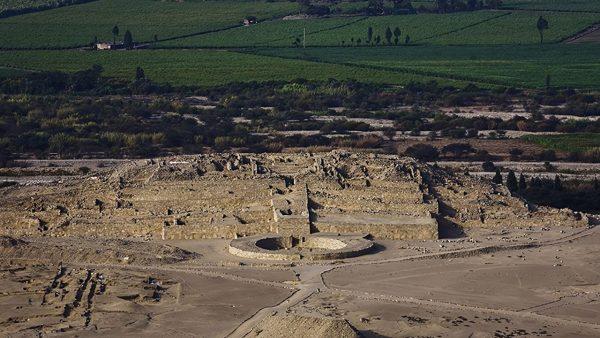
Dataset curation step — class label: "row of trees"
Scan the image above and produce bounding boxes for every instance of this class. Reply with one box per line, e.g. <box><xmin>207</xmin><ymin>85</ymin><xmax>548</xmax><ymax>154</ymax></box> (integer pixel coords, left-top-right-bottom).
<box><xmin>0</xmin><ymin>0</ymin><xmax>96</xmax><ymax>19</ymax></box>
<box><xmin>340</xmin><ymin>26</ymin><xmax>410</xmax><ymax>47</ymax></box>
<box><xmin>109</xmin><ymin>25</ymin><xmax>135</xmax><ymax>48</ymax></box>
<box><xmin>492</xmin><ymin>170</ymin><xmax>600</xmax><ymax>213</ymax></box>
<box><xmin>369</xmin><ymin>26</ymin><xmax>405</xmax><ymax>45</ymax></box>
<box><xmin>303</xmin><ymin>0</ymin><xmax>502</xmax><ymax>16</ymax></box>
<box><xmin>434</xmin><ymin>0</ymin><xmax>502</xmax><ymax>13</ymax></box>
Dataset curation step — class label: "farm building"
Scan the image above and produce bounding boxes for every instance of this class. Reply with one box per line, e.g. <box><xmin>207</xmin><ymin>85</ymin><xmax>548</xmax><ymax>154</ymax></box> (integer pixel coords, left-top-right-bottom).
<box><xmin>95</xmin><ymin>42</ymin><xmax>124</xmax><ymax>50</ymax></box>
<box><xmin>243</xmin><ymin>16</ymin><xmax>257</xmax><ymax>26</ymax></box>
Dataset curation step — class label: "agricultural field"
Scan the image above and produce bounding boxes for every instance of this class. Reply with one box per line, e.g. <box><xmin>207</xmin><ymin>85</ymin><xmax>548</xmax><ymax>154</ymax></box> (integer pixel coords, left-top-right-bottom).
<box><xmin>0</xmin><ymin>0</ymin><xmax>297</xmax><ymax>48</ymax></box>
<box><xmin>0</xmin><ymin>0</ymin><xmax>598</xmax><ymax>89</ymax></box>
<box><xmin>0</xmin><ymin>0</ymin><xmax>86</xmax><ymax>15</ymax></box>
<box><xmin>502</xmin><ymin>0</ymin><xmax>600</xmax><ymax>12</ymax></box>
<box><xmin>523</xmin><ymin>133</ymin><xmax>600</xmax><ymax>154</ymax></box>
<box><xmin>159</xmin><ymin>16</ymin><xmax>366</xmax><ymax>48</ymax></box>
<box><xmin>0</xmin><ymin>49</ymin><xmax>464</xmax><ymax>87</ymax></box>
<box><xmin>160</xmin><ymin>9</ymin><xmax>597</xmax><ymax>47</ymax></box>
<box><xmin>427</xmin><ymin>10</ymin><xmax>599</xmax><ymax>44</ymax></box>
<box><xmin>161</xmin><ymin>11</ymin><xmax>503</xmax><ymax>47</ymax></box>
<box><xmin>255</xmin><ymin>44</ymin><xmax>600</xmax><ymax>89</ymax></box>
<box><xmin>320</xmin><ymin>9</ymin><xmax>598</xmax><ymax>45</ymax></box>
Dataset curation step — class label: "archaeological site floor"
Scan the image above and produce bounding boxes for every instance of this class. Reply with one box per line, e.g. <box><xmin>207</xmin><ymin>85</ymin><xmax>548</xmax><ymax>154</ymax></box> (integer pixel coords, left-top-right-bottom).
<box><xmin>0</xmin><ymin>152</ymin><xmax>598</xmax><ymax>337</ymax></box>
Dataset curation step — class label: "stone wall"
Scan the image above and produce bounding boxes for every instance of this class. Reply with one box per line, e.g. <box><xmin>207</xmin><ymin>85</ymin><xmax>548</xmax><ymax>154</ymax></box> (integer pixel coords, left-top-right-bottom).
<box><xmin>0</xmin><ymin>152</ymin><xmax>588</xmax><ymax>241</ymax></box>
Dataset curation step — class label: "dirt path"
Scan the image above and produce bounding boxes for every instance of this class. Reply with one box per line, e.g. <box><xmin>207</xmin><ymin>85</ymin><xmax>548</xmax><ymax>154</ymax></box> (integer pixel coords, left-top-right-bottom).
<box><xmin>222</xmin><ymin>225</ymin><xmax>598</xmax><ymax>337</ymax></box>
<box><xmin>565</xmin><ymin>24</ymin><xmax>600</xmax><ymax>44</ymax></box>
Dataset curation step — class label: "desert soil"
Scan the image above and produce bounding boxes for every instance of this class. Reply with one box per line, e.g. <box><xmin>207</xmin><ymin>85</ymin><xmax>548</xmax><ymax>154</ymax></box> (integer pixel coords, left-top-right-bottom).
<box><xmin>1</xmin><ymin>223</ymin><xmax>599</xmax><ymax>337</ymax></box>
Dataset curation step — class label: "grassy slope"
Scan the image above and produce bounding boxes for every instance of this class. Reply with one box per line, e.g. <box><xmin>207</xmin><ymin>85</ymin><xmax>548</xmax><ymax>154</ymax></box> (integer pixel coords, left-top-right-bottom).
<box><xmin>523</xmin><ymin>133</ymin><xmax>600</xmax><ymax>153</ymax></box>
<box><xmin>0</xmin><ymin>49</ymin><xmax>467</xmax><ymax>87</ymax></box>
<box><xmin>255</xmin><ymin>44</ymin><xmax>600</xmax><ymax>89</ymax></box>
<box><xmin>0</xmin><ymin>0</ymin><xmax>297</xmax><ymax>48</ymax></box>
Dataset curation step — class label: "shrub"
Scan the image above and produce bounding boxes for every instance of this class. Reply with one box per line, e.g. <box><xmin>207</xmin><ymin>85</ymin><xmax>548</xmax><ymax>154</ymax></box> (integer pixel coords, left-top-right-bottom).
<box><xmin>403</xmin><ymin>143</ymin><xmax>439</xmax><ymax>161</ymax></box>
<box><xmin>482</xmin><ymin>160</ymin><xmax>496</xmax><ymax>172</ymax></box>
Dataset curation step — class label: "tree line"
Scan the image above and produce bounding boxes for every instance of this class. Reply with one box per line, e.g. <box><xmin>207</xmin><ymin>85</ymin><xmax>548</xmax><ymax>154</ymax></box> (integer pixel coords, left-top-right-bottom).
<box><xmin>0</xmin><ymin>0</ymin><xmax>98</xmax><ymax>19</ymax></box>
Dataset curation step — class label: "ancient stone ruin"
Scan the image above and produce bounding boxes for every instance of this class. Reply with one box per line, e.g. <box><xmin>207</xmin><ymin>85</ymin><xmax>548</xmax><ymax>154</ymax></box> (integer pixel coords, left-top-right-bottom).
<box><xmin>0</xmin><ymin>151</ymin><xmax>589</xmax><ymax>260</ymax></box>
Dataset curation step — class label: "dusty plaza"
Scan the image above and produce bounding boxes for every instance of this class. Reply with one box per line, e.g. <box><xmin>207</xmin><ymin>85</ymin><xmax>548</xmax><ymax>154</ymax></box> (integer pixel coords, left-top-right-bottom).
<box><xmin>0</xmin><ymin>151</ymin><xmax>597</xmax><ymax>337</ymax></box>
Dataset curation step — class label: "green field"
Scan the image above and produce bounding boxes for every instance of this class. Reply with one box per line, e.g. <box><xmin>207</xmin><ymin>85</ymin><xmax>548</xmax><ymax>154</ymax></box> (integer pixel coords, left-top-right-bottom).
<box><xmin>0</xmin><ymin>0</ymin><xmax>297</xmax><ymax>48</ymax></box>
<box><xmin>161</xmin><ymin>11</ymin><xmax>505</xmax><ymax>47</ymax></box>
<box><xmin>523</xmin><ymin>133</ymin><xmax>600</xmax><ymax>153</ymax></box>
<box><xmin>254</xmin><ymin>44</ymin><xmax>600</xmax><ymax>89</ymax></box>
<box><xmin>317</xmin><ymin>10</ymin><xmax>597</xmax><ymax>45</ymax></box>
<box><xmin>155</xmin><ymin>9</ymin><xmax>599</xmax><ymax>47</ymax></box>
<box><xmin>426</xmin><ymin>11</ymin><xmax>599</xmax><ymax>44</ymax></box>
<box><xmin>0</xmin><ymin>0</ymin><xmax>598</xmax><ymax>89</ymax></box>
<box><xmin>0</xmin><ymin>49</ymin><xmax>468</xmax><ymax>87</ymax></box>
<box><xmin>1</xmin><ymin>43</ymin><xmax>598</xmax><ymax>89</ymax></box>
<box><xmin>503</xmin><ymin>0</ymin><xmax>600</xmax><ymax>12</ymax></box>
<box><xmin>0</xmin><ymin>65</ymin><xmax>29</xmax><ymax>77</ymax></box>
<box><xmin>0</xmin><ymin>0</ymin><xmax>66</xmax><ymax>12</ymax></box>
<box><xmin>159</xmin><ymin>16</ymin><xmax>366</xmax><ymax>48</ymax></box>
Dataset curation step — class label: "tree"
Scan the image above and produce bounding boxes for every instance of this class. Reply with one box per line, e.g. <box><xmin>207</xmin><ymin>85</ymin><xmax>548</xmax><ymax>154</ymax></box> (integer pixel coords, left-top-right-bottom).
<box><xmin>367</xmin><ymin>26</ymin><xmax>373</xmax><ymax>44</ymax></box>
<box><xmin>553</xmin><ymin>175</ymin><xmax>562</xmax><ymax>191</ymax></box>
<box><xmin>492</xmin><ymin>168</ymin><xmax>503</xmax><ymax>184</ymax></box>
<box><xmin>383</xmin><ymin>128</ymin><xmax>396</xmax><ymax>140</ymax></box>
<box><xmin>518</xmin><ymin>173</ymin><xmax>527</xmax><ymax>190</ymax></box>
<box><xmin>123</xmin><ymin>30</ymin><xmax>134</xmax><ymax>49</ymax></box>
<box><xmin>112</xmin><ymin>25</ymin><xmax>119</xmax><ymax>44</ymax></box>
<box><xmin>135</xmin><ymin>67</ymin><xmax>145</xmax><ymax>80</ymax></box>
<box><xmin>482</xmin><ymin>160</ymin><xmax>496</xmax><ymax>172</ymax></box>
<box><xmin>441</xmin><ymin>143</ymin><xmax>475</xmax><ymax>158</ymax></box>
<box><xmin>436</xmin><ymin>0</ymin><xmax>449</xmax><ymax>13</ymax></box>
<box><xmin>385</xmin><ymin>27</ymin><xmax>393</xmax><ymax>45</ymax></box>
<box><xmin>404</xmin><ymin>144</ymin><xmax>439</xmax><ymax>161</ymax></box>
<box><xmin>506</xmin><ymin>170</ymin><xmax>518</xmax><ymax>191</ymax></box>
<box><xmin>536</xmin><ymin>16</ymin><xmax>549</xmax><ymax>44</ymax></box>
<box><xmin>366</xmin><ymin>0</ymin><xmax>384</xmax><ymax>15</ymax></box>
<box><xmin>393</xmin><ymin>27</ymin><xmax>401</xmax><ymax>45</ymax></box>
<box><xmin>0</xmin><ymin>145</ymin><xmax>11</xmax><ymax>168</ymax></box>
<box><xmin>486</xmin><ymin>0</ymin><xmax>503</xmax><ymax>9</ymax></box>
<box><xmin>509</xmin><ymin>147</ymin><xmax>523</xmax><ymax>159</ymax></box>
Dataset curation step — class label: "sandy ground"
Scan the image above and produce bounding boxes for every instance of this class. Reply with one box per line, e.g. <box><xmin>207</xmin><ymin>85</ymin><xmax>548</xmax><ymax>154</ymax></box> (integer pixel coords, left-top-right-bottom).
<box><xmin>321</xmin><ymin>229</ymin><xmax>600</xmax><ymax>337</ymax></box>
<box><xmin>1</xmin><ymin>223</ymin><xmax>598</xmax><ymax>337</ymax></box>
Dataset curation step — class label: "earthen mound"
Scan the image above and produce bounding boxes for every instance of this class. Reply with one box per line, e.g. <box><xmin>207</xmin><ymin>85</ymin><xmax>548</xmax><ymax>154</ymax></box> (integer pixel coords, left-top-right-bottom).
<box><xmin>249</xmin><ymin>313</ymin><xmax>360</xmax><ymax>338</ymax></box>
<box><xmin>0</xmin><ymin>237</ymin><xmax>200</xmax><ymax>265</ymax></box>
<box><xmin>0</xmin><ymin>236</ymin><xmax>26</xmax><ymax>248</ymax></box>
